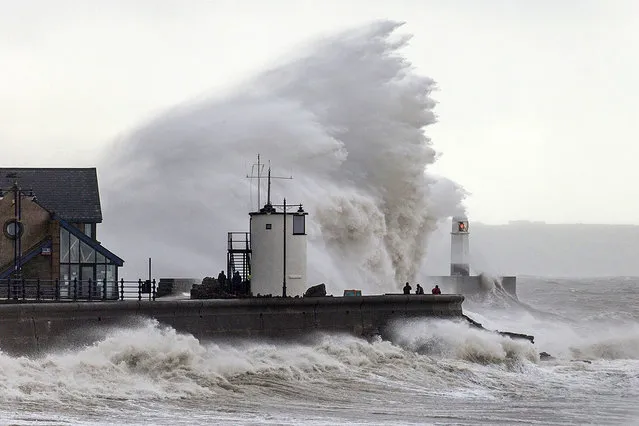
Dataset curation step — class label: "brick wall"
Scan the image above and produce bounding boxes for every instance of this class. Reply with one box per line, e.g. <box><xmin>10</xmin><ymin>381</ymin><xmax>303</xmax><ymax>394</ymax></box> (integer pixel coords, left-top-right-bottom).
<box><xmin>0</xmin><ymin>193</ymin><xmax>53</xmax><ymax>278</ymax></box>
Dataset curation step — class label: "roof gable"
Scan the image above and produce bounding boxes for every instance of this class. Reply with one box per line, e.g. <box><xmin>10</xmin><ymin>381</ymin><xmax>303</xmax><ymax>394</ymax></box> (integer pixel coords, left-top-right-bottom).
<box><xmin>0</xmin><ymin>168</ymin><xmax>102</xmax><ymax>223</ymax></box>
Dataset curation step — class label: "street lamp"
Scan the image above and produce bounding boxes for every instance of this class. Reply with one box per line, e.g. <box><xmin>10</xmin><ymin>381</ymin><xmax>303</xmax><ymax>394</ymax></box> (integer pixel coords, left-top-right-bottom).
<box><xmin>0</xmin><ymin>174</ymin><xmax>35</xmax><ymax>280</ymax></box>
<box><xmin>268</xmin><ymin>198</ymin><xmax>304</xmax><ymax>298</ymax></box>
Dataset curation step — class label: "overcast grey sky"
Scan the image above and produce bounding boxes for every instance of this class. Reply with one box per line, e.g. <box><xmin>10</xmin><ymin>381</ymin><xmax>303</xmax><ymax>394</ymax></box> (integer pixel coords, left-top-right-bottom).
<box><xmin>2</xmin><ymin>0</ymin><xmax>638</xmax><ymax>225</ymax></box>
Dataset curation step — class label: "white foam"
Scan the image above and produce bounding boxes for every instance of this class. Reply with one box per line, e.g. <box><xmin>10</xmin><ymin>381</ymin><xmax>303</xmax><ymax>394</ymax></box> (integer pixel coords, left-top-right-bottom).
<box><xmin>99</xmin><ymin>21</ymin><xmax>467</xmax><ymax>293</ymax></box>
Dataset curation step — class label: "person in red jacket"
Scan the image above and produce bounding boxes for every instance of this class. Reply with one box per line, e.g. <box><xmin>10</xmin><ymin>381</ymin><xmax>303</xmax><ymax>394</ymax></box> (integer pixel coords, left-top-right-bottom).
<box><xmin>431</xmin><ymin>285</ymin><xmax>441</xmax><ymax>295</ymax></box>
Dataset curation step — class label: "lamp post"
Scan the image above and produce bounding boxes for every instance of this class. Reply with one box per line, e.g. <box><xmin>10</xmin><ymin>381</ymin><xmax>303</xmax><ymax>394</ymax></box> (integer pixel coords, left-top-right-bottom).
<box><xmin>0</xmin><ymin>174</ymin><xmax>35</xmax><ymax>280</ymax></box>
<box><xmin>268</xmin><ymin>198</ymin><xmax>304</xmax><ymax>298</ymax></box>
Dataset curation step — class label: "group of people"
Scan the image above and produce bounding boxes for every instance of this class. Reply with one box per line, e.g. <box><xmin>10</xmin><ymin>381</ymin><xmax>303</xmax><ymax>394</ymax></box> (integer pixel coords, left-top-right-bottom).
<box><xmin>402</xmin><ymin>282</ymin><xmax>441</xmax><ymax>295</ymax></box>
<box><xmin>217</xmin><ymin>270</ymin><xmax>251</xmax><ymax>295</ymax></box>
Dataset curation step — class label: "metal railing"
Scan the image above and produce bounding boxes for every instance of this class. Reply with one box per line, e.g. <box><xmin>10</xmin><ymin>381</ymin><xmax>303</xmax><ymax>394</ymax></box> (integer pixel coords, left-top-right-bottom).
<box><xmin>0</xmin><ymin>278</ymin><xmax>158</xmax><ymax>302</ymax></box>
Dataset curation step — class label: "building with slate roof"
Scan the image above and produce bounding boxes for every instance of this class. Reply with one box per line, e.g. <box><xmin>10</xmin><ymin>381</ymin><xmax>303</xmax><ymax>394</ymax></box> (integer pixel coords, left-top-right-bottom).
<box><xmin>0</xmin><ymin>168</ymin><xmax>123</xmax><ymax>298</ymax></box>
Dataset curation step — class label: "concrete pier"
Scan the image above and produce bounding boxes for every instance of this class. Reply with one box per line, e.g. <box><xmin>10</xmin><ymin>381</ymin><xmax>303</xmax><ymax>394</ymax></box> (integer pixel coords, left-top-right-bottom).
<box><xmin>0</xmin><ymin>294</ymin><xmax>464</xmax><ymax>355</ymax></box>
<box><xmin>425</xmin><ymin>276</ymin><xmax>517</xmax><ymax>299</ymax></box>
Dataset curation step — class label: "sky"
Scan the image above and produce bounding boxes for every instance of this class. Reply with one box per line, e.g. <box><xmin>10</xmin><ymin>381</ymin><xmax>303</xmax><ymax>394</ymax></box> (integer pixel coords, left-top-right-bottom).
<box><xmin>1</xmin><ymin>0</ymin><xmax>638</xmax><ymax>225</ymax></box>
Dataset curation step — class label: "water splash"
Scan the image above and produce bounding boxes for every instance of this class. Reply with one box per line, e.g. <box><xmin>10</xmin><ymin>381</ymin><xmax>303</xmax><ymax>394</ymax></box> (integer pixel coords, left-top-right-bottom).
<box><xmin>99</xmin><ymin>20</ymin><xmax>466</xmax><ymax>294</ymax></box>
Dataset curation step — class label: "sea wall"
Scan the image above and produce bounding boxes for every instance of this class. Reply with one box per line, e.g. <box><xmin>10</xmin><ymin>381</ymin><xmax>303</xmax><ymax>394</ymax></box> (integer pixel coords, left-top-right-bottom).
<box><xmin>0</xmin><ymin>294</ymin><xmax>463</xmax><ymax>355</ymax></box>
<box><xmin>425</xmin><ymin>276</ymin><xmax>518</xmax><ymax>299</ymax></box>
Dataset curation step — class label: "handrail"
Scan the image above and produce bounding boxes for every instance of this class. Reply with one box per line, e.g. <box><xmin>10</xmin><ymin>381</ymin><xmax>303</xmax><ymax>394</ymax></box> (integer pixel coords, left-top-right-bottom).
<box><xmin>0</xmin><ymin>278</ymin><xmax>157</xmax><ymax>302</ymax></box>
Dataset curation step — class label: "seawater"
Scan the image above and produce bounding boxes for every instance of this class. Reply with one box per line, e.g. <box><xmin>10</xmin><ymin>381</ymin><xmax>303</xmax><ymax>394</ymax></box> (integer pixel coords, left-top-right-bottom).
<box><xmin>31</xmin><ymin>20</ymin><xmax>637</xmax><ymax>425</ymax></box>
<box><xmin>0</xmin><ymin>276</ymin><xmax>638</xmax><ymax>425</ymax></box>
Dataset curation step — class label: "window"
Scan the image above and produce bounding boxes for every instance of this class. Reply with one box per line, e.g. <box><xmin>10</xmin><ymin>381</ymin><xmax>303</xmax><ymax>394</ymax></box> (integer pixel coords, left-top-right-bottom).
<box><xmin>266</xmin><ymin>223</ymin><xmax>272</xmax><ymax>230</ymax></box>
<box><xmin>69</xmin><ymin>234</ymin><xmax>79</xmax><ymax>262</ymax></box>
<box><xmin>60</xmin><ymin>228</ymin><xmax>70</xmax><ymax>262</ymax></box>
<box><xmin>59</xmin><ymin>226</ymin><xmax>118</xmax><ymax>298</ymax></box>
<box><xmin>3</xmin><ymin>220</ymin><xmax>23</xmax><ymax>239</ymax></box>
<box><xmin>80</xmin><ymin>241</ymin><xmax>95</xmax><ymax>263</ymax></box>
<box><xmin>293</xmin><ymin>215</ymin><xmax>305</xmax><ymax>235</ymax></box>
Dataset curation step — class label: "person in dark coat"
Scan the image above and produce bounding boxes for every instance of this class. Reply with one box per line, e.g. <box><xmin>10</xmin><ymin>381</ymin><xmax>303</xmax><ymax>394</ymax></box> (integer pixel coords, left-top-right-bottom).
<box><xmin>415</xmin><ymin>284</ymin><xmax>424</xmax><ymax>295</ymax></box>
<box><xmin>403</xmin><ymin>282</ymin><xmax>412</xmax><ymax>294</ymax></box>
<box><xmin>217</xmin><ymin>270</ymin><xmax>227</xmax><ymax>289</ymax></box>
<box><xmin>232</xmin><ymin>271</ymin><xmax>242</xmax><ymax>292</ymax></box>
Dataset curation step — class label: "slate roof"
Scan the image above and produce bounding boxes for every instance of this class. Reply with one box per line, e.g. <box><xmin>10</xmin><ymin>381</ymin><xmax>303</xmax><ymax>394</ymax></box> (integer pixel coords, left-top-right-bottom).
<box><xmin>0</xmin><ymin>168</ymin><xmax>103</xmax><ymax>223</ymax></box>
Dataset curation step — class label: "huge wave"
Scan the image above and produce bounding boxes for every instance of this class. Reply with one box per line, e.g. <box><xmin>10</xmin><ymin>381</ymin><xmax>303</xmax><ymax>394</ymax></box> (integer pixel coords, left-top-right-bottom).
<box><xmin>98</xmin><ymin>21</ymin><xmax>466</xmax><ymax>294</ymax></box>
<box><xmin>1</xmin><ymin>316</ymin><xmax>637</xmax><ymax>407</ymax></box>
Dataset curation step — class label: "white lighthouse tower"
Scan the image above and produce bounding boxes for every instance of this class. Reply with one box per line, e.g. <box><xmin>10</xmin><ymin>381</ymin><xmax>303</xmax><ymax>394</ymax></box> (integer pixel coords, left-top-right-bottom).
<box><xmin>450</xmin><ymin>215</ymin><xmax>470</xmax><ymax>276</ymax></box>
<box><xmin>247</xmin><ymin>160</ymin><xmax>308</xmax><ymax>297</ymax></box>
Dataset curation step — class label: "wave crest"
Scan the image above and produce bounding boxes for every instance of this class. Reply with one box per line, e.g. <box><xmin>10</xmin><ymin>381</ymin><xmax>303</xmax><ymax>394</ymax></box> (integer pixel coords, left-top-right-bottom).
<box><xmin>99</xmin><ymin>20</ymin><xmax>466</xmax><ymax>293</ymax></box>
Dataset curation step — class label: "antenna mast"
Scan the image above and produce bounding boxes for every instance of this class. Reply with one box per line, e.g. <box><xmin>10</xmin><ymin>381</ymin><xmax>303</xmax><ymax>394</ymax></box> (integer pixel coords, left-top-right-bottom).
<box><xmin>247</xmin><ymin>154</ymin><xmax>292</xmax><ymax>210</ymax></box>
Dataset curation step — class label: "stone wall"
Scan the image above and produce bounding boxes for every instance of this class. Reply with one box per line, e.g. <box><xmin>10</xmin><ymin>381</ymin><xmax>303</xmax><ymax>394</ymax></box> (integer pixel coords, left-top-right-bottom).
<box><xmin>0</xmin><ymin>195</ymin><xmax>53</xmax><ymax>275</ymax></box>
<box><xmin>0</xmin><ymin>294</ymin><xmax>464</xmax><ymax>355</ymax></box>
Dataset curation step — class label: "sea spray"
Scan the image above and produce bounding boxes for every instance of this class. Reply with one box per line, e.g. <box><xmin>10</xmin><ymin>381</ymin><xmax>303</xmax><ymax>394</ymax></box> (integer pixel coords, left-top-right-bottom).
<box><xmin>98</xmin><ymin>21</ymin><xmax>466</xmax><ymax>293</ymax></box>
<box><xmin>0</xmin><ymin>320</ymin><xmax>457</xmax><ymax>403</ymax></box>
<box><xmin>387</xmin><ymin>318</ymin><xmax>539</xmax><ymax>366</ymax></box>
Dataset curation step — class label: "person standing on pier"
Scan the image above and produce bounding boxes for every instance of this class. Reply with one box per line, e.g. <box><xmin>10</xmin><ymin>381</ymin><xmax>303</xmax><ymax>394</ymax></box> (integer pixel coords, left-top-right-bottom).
<box><xmin>403</xmin><ymin>282</ymin><xmax>412</xmax><ymax>294</ymax></box>
<box><xmin>217</xmin><ymin>270</ymin><xmax>227</xmax><ymax>291</ymax></box>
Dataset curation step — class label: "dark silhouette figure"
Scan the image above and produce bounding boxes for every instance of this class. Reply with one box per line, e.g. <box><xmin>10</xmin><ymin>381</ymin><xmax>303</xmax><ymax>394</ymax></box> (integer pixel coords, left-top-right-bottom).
<box><xmin>431</xmin><ymin>285</ymin><xmax>441</xmax><ymax>295</ymax></box>
<box><xmin>403</xmin><ymin>282</ymin><xmax>412</xmax><ymax>294</ymax></box>
<box><xmin>415</xmin><ymin>284</ymin><xmax>424</xmax><ymax>295</ymax></box>
<box><xmin>232</xmin><ymin>271</ymin><xmax>242</xmax><ymax>293</ymax></box>
<box><xmin>217</xmin><ymin>270</ymin><xmax>227</xmax><ymax>290</ymax></box>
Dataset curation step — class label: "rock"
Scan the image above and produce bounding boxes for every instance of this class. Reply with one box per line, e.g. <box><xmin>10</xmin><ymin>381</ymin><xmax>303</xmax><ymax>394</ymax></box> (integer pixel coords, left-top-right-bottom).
<box><xmin>464</xmin><ymin>314</ymin><xmax>535</xmax><ymax>344</ymax></box>
<box><xmin>190</xmin><ymin>277</ymin><xmax>234</xmax><ymax>299</ymax></box>
<box><xmin>498</xmin><ymin>330</ymin><xmax>535</xmax><ymax>344</ymax></box>
<box><xmin>304</xmin><ymin>283</ymin><xmax>327</xmax><ymax>297</ymax></box>
<box><xmin>539</xmin><ymin>351</ymin><xmax>554</xmax><ymax>361</ymax></box>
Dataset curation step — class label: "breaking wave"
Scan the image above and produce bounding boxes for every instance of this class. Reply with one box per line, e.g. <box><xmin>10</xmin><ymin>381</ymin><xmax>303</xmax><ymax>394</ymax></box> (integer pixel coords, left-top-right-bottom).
<box><xmin>99</xmin><ymin>20</ymin><xmax>466</xmax><ymax>294</ymax></box>
<box><xmin>1</xmin><ymin>313</ymin><xmax>637</xmax><ymax>425</ymax></box>
<box><xmin>0</xmin><ymin>319</ymin><xmax>538</xmax><ymax>404</ymax></box>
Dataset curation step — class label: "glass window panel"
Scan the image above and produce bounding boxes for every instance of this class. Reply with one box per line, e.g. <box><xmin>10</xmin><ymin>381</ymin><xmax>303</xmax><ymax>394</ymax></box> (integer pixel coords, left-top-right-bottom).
<box><xmin>68</xmin><ymin>264</ymin><xmax>79</xmax><ymax>298</ymax></box>
<box><xmin>106</xmin><ymin>265</ymin><xmax>117</xmax><ymax>298</ymax></box>
<box><xmin>96</xmin><ymin>251</ymin><xmax>105</xmax><ymax>264</ymax></box>
<box><xmin>106</xmin><ymin>265</ymin><xmax>116</xmax><ymax>281</ymax></box>
<box><xmin>96</xmin><ymin>264</ymin><xmax>106</xmax><ymax>282</ymax></box>
<box><xmin>70</xmin><ymin>264</ymin><xmax>79</xmax><ymax>283</ymax></box>
<box><xmin>60</xmin><ymin>228</ymin><xmax>70</xmax><ymax>262</ymax></box>
<box><xmin>80</xmin><ymin>242</ymin><xmax>95</xmax><ymax>263</ymax></box>
<box><xmin>59</xmin><ymin>264</ymin><xmax>70</xmax><ymax>298</ymax></box>
<box><xmin>70</xmin><ymin>234</ymin><xmax>79</xmax><ymax>263</ymax></box>
<box><xmin>60</xmin><ymin>264</ymin><xmax>69</xmax><ymax>283</ymax></box>
<box><xmin>293</xmin><ymin>215</ymin><xmax>305</xmax><ymax>235</ymax></box>
<box><xmin>81</xmin><ymin>266</ymin><xmax>94</xmax><ymax>282</ymax></box>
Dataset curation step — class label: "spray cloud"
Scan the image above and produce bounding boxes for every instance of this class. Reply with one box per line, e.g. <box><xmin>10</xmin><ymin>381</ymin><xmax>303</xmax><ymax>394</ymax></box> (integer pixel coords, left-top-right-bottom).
<box><xmin>99</xmin><ymin>20</ymin><xmax>466</xmax><ymax>293</ymax></box>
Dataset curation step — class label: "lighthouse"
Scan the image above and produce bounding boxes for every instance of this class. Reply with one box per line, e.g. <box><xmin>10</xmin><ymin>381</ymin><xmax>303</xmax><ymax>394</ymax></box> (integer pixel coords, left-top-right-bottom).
<box><xmin>450</xmin><ymin>215</ymin><xmax>470</xmax><ymax>276</ymax></box>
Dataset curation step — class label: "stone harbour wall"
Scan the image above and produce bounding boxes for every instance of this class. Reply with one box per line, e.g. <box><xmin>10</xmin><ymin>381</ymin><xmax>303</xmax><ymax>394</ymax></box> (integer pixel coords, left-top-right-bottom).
<box><xmin>0</xmin><ymin>294</ymin><xmax>464</xmax><ymax>355</ymax></box>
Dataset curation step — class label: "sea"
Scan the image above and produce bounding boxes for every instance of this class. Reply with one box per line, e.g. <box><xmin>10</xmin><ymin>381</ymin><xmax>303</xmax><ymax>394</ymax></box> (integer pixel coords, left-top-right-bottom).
<box><xmin>0</xmin><ymin>276</ymin><xmax>637</xmax><ymax>425</ymax></box>
<box><xmin>17</xmin><ymin>20</ymin><xmax>635</xmax><ymax>425</ymax></box>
